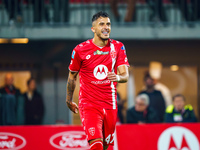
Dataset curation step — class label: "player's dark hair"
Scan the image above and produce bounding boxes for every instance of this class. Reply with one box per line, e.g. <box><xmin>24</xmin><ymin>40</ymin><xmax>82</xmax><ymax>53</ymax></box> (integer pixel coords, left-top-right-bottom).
<box><xmin>92</xmin><ymin>11</ymin><xmax>110</xmax><ymax>23</ymax></box>
<box><xmin>27</xmin><ymin>78</ymin><xmax>35</xmax><ymax>86</ymax></box>
<box><xmin>172</xmin><ymin>94</ymin><xmax>186</xmax><ymax>101</ymax></box>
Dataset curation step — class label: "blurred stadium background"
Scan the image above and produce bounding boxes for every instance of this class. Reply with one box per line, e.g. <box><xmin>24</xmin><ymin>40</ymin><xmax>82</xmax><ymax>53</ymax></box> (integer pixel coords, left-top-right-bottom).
<box><xmin>0</xmin><ymin>0</ymin><xmax>200</xmax><ymax>149</ymax></box>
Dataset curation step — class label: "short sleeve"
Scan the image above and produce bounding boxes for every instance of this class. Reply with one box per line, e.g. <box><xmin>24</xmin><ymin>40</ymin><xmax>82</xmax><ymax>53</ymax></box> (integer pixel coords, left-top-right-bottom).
<box><xmin>115</xmin><ymin>43</ymin><xmax>130</xmax><ymax>68</ymax></box>
<box><xmin>69</xmin><ymin>48</ymin><xmax>82</xmax><ymax>72</ymax></box>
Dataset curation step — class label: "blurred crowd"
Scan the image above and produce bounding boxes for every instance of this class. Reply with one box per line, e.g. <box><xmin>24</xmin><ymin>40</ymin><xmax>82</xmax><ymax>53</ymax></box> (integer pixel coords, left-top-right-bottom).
<box><xmin>1</xmin><ymin>0</ymin><xmax>68</xmax><ymax>25</ymax></box>
<box><xmin>111</xmin><ymin>0</ymin><xmax>200</xmax><ymax>23</ymax></box>
<box><xmin>1</xmin><ymin>0</ymin><xmax>200</xmax><ymax>26</ymax></box>
<box><xmin>117</xmin><ymin>72</ymin><xmax>197</xmax><ymax>125</ymax></box>
<box><xmin>0</xmin><ymin>71</ymin><xmax>198</xmax><ymax>126</ymax></box>
<box><xmin>0</xmin><ymin>73</ymin><xmax>44</xmax><ymax>125</ymax></box>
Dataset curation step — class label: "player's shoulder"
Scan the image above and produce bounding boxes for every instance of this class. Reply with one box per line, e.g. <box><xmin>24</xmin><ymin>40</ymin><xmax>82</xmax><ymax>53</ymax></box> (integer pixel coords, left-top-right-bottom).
<box><xmin>110</xmin><ymin>39</ymin><xmax>124</xmax><ymax>46</ymax></box>
<box><xmin>74</xmin><ymin>39</ymin><xmax>92</xmax><ymax>51</ymax></box>
<box><xmin>110</xmin><ymin>39</ymin><xmax>125</xmax><ymax>51</ymax></box>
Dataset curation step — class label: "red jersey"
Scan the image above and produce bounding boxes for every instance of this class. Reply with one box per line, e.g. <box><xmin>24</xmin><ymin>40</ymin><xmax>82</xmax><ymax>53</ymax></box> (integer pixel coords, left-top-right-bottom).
<box><xmin>69</xmin><ymin>39</ymin><xmax>129</xmax><ymax>109</ymax></box>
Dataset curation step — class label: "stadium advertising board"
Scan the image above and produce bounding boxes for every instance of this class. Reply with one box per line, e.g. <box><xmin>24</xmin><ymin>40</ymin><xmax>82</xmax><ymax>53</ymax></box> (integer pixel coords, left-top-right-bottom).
<box><xmin>0</xmin><ymin>132</ymin><xmax>26</xmax><ymax>149</ymax></box>
<box><xmin>49</xmin><ymin>131</ymin><xmax>89</xmax><ymax>149</ymax></box>
<box><xmin>116</xmin><ymin>123</ymin><xmax>200</xmax><ymax>150</ymax></box>
<box><xmin>0</xmin><ymin>126</ymin><xmax>90</xmax><ymax>150</ymax></box>
<box><xmin>0</xmin><ymin>124</ymin><xmax>200</xmax><ymax>150</ymax></box>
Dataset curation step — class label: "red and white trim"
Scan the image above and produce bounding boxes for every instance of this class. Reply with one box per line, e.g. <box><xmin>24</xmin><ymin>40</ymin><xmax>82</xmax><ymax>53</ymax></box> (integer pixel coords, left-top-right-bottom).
<box><xmin>110</xmin><ymin>43</ymin><xmax>116</xmax><ymax>109</ymax></box>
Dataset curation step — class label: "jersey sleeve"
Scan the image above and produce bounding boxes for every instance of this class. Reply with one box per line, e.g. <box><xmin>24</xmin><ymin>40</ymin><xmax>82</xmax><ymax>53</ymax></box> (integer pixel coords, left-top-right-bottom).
<box><xmin>115</xmin><ymin>43</ymin><xmax>130</xmax><ymax>68</ymax></box>
<box><xmin>69</xmin><ymin>47</ymin><xmax>82</xmax><ymax>72</ymax></box>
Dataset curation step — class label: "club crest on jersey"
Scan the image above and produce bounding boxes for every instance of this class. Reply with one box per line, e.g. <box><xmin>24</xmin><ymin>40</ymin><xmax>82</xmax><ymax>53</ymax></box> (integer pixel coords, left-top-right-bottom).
<box><xmin>94</xmin><ymin>50</ymin><xmax>109</xmax><ymax>55</ymax></box>
<box><xmin>88</xmin><ymin>127</ymin><xmax>95</xmax><ymax>136</ymax></box>
<box><xmin>72</xmin><ymin>50</ymin><xmax>75</xmax><ymax>59</ymax></box>
<box><xmin>93</xmin><ymin>65</ymin><xmax>108</xmax><ymax>80</ymax></box>
<box><xmin>110</xmin><ymin>50</ymin><xmax>116</xmax><ymax>58</ymax></box>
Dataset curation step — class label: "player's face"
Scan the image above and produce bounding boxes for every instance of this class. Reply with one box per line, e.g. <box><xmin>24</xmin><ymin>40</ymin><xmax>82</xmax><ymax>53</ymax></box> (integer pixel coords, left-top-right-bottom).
<box><xmin>92</xmin><ymin>17</ymin><xmax>111</xmax><ymax>40</ymax></box>
<box><xmin>173</xmin><ymin>96</ymin><xmax>185</xmax><ymax>111</ymax></box>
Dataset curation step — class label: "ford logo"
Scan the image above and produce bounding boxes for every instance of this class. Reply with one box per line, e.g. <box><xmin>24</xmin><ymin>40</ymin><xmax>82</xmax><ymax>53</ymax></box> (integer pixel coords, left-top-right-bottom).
<box><xmin>0</xmin><ymin>132</ymin><xmax>26</xmax><ymax>149</ymax></box>
<box><xmin>49</xmin><ymin>131</ymin><xmax>90</xmax><ymax>150</ymax></box>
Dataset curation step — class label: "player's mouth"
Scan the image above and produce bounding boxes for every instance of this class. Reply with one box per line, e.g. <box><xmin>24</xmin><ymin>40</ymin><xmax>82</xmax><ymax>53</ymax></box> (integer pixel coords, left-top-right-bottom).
<box><xmin>102</xmin><ymin>30</ymin><xmax>109</xmax><ymax>36</ymax></box>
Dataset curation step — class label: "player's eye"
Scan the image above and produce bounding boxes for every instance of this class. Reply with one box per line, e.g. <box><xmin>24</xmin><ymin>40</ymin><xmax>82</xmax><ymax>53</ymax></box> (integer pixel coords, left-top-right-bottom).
<box><xmin>107</xmin><ymin>23</ymin><xmax>111</xmax><ymax>26</ymax></box>
<box><xmin>99</xmin><ymin>23</ymin><xmax>104</xmax><ymax>26</ymax></box>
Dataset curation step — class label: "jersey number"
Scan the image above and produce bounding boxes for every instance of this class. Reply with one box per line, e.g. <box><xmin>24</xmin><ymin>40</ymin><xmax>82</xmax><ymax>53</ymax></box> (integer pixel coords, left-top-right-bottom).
<box><xmin>105</xmin><ymin>133</ymin><xmax>114</xmax><ymax>144</ymax></box>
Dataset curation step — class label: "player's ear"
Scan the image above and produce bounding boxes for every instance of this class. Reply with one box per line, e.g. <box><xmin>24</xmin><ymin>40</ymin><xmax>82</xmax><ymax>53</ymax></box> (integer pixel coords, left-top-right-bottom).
<box><xmin>91</xmin><ymin>27</ymin><xmax>95</xmax><ymax>33</ymax></box>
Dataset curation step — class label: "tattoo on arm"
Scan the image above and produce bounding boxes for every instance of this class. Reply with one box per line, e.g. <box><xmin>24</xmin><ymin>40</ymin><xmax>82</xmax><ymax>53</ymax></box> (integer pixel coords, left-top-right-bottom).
<box><xmin>66</xmin><ymin>77</ymin><xmax>76</xmax><ymax>104</ymax></box>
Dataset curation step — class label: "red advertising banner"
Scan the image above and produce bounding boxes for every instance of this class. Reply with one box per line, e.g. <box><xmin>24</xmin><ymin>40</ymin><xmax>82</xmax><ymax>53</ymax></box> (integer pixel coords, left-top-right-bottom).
<box><xmin>0</xmin><ymin>123</ymin><xmax>200</xmax><ymax>150</ymax></box>
<box><xmin>0</xmin><ymin>125</ymin><xmax>90</xmax><ymax>150</ymax></box>
<box><xmin>116</xmin><ymin>123</ymin><xmax>200</xmax><ymax>150</ymax></box>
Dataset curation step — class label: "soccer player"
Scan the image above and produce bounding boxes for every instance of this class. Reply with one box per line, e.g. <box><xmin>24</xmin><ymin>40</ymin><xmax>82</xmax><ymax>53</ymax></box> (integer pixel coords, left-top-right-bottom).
<box><xmin>66</xmin><ymin>11</ymin><xmax>129</xmax><ymax>150</ymax></box>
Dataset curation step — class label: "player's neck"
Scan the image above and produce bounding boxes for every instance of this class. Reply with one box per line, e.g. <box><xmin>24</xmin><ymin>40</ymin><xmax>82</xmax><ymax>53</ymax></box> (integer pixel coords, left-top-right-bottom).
<box><xmin>92</xmin><ymin>37</ymin><xmax>108</xmax><ymax>47</ymax></box>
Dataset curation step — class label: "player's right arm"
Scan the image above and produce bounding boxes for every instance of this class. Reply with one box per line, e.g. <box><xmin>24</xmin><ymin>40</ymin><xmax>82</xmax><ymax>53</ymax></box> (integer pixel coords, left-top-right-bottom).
<box><xmin>66</xmin><ymin>71</ymin><xmax>79</xmax><ymax>114</ymax></box>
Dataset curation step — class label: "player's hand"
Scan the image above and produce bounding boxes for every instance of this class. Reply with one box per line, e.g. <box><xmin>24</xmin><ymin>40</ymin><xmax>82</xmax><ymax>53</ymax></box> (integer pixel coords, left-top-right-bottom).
<box><xmin>66</xmin><ymin>101</ymin><xmax>79</xmax><ymax>114</ymax></box>
<box><xmin>107</xmin><ymin>72</ymin><xmax>118</xmax><ymax>82</ymax></box>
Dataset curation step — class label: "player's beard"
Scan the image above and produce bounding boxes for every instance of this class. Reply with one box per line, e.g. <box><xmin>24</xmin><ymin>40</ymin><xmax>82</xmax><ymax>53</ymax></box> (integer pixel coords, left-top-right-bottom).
<box><xmin>100</xmin><ymin>36</ymin><xmax>109</xmax><ymax>41</ymax></box>
<box><xmin>97</xmin><ymin>33</ymin><xmax>109</xmax><ymax>41</ymax></box>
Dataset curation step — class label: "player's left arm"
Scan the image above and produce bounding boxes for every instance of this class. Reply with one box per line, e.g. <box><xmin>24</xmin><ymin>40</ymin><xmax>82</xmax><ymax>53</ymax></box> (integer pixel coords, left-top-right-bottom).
<box><xmin>107</xmin><ymin>65</ymin><xmax>129</xmax><ymax>83</ymax></box>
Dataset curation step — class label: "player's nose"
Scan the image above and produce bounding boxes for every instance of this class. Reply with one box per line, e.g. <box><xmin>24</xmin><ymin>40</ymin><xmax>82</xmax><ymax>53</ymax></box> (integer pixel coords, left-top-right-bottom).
<box><xmin>103</xmin><ymin>24</ymin><xmax>109</xmax><ymax>29</ymax></box>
